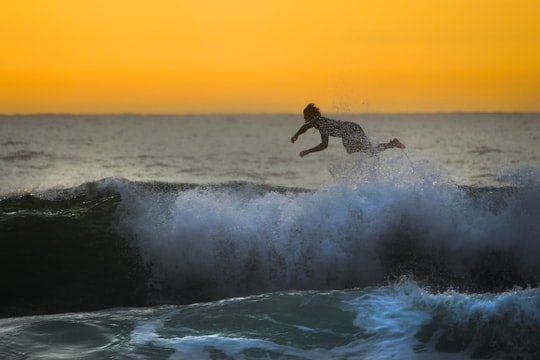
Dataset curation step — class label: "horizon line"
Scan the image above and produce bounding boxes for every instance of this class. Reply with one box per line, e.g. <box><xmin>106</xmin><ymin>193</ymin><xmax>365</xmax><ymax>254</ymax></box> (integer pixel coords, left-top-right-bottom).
<box><xmin>1</xmin><ymin>110</ymin><xmax>539</xmax><ymax>117</ymax></box>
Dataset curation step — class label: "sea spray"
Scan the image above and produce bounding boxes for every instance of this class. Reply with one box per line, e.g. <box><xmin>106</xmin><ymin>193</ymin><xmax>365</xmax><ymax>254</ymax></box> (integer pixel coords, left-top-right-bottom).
<box><xmin>1</xmin><ymin>167</ymin><xmax>539</xmax><ymax>316</ymax></box>
<box><xmin>113</xmin><ymin>166</ymin><xmax>540</xmax><ymax>303</ymax></box>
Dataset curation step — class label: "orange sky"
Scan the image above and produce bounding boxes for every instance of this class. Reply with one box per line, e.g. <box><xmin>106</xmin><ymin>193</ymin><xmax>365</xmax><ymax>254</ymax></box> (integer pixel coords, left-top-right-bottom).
<box><xmin>1</xmin><ymin>0</ymin><xmax>539</xmax><ymax>113</ymax></box>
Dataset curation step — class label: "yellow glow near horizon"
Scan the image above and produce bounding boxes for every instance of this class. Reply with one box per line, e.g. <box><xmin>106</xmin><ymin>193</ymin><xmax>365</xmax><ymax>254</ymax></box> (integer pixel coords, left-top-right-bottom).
<box><xmin>1</xmin><ymin>0</ymin><xmax>539</xmax><ymax>113</ymax></box>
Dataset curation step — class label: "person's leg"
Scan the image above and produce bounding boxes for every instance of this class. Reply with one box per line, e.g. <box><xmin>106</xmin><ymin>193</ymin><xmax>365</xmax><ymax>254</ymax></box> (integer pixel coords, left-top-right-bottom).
<box><xmin>343</xmin><ymin>134</ymin><xmax>373</xmax><ymax>154</ymax></box>
<box><xmin>372</xmin><ymin>139</ymin><xmax>405</xmax><ymax>154</ymax></box>
<box><xmin>390</xmin><ymin>138</ymin><xmax>405</xmax><ymax>149</ymax></box>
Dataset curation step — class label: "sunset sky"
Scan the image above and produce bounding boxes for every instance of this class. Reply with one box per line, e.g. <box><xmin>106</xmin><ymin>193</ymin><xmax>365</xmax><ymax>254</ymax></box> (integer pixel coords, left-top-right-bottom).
<box><xmin>1</xmin><ymin>0</ymin><xmax>539</xmax><ymax>114</ymax></box>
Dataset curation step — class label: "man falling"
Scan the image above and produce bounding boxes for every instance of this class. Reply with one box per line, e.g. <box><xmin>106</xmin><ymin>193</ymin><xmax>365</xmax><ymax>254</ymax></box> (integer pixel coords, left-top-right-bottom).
<box><xmin>291</xmin><ymin>103</ymin><xmax>405</xmax><ymax>157</ymax></box>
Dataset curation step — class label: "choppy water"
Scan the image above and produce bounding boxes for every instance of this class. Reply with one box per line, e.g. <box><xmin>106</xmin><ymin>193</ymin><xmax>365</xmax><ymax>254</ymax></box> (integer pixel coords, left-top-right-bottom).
<box><xmin>1</xmin><ymin>113</ymin><xmax>540</xmax><ymax>359</ymax></box>
<box><xmin>2</xmin><ymin>113</ymin><xmax>539</xmax><ymax>193</ymax></box>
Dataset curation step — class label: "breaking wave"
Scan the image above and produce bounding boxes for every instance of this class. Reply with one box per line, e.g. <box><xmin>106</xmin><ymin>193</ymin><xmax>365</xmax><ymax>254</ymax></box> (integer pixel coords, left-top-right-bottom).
<box><xmin>1</xmin><ymin>157</ymin><xmax>539</xmax><ymax>317</ymax></box>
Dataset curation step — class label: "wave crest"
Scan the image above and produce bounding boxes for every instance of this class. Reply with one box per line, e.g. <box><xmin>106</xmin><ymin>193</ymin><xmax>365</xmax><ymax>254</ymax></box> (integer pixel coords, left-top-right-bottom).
<box><xmin>2</xmin><ymin>167</ymin><xmax>539</xmax><ymax>316</ymax></box>
<box><xmin>114</xmin><ymin>173</ymin><xmax>540</xmax><ymax>303</ymax></box>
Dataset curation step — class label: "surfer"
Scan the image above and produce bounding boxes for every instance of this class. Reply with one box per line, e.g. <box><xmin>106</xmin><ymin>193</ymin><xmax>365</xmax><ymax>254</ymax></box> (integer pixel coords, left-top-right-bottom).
<box><xmin>291</xmin><ymin>103</ymin><xmax>405</xmax><ymax>158</ymax></box>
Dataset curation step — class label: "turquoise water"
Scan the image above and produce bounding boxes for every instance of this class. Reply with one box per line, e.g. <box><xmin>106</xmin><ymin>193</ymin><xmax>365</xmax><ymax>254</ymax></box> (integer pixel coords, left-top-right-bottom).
<box><xmin>2</xmin><ymin>283</ymin><xmax>539</xmax><ymax>359</ymax></box>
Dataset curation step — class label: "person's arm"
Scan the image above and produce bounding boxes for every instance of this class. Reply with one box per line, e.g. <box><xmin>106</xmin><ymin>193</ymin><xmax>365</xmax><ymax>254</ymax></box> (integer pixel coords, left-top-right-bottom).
<box><xmin>290</xmin><ymin>123</ymin><xmax>313</xmax><ymax>143</ymax></box>
<box><xmin>300</xmin><ymin>134</ymin><xmax>329</xmax><ymax>157</ymax></box>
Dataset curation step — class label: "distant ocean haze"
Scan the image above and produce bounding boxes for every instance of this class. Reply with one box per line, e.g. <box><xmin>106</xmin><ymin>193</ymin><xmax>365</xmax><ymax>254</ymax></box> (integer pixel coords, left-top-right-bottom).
<box><xmin>1</xmin><ymin>113</ymin><xmax>538</xmax><ymax>194</ymax></box>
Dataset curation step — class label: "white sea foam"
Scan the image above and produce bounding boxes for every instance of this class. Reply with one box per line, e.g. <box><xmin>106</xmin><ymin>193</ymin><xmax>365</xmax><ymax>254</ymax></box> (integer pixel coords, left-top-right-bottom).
<box><xmin>124</xmin><ymin>282</ymin><xmax>540</xmax><ymax>359</ymax></box>
<box><xmin>114</xmin><ymin>155</ymin><xmax>540</xmax><ymax>299</ymax></box>
<box><xmin>341</xmin><ymin>280</ymin><xmax>540</xmax><ymax>359</ymax></box>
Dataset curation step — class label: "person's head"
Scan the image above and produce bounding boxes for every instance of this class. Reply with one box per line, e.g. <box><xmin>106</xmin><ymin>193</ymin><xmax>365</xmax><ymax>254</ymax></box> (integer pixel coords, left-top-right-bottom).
<box><xmin>303</xmin><ymin>103</ymin><xmax>321</xmax><ymax>122</ymax></box>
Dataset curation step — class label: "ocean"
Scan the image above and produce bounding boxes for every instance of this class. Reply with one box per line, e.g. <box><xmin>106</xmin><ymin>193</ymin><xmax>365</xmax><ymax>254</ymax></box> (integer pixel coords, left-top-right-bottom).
<box><xmin>1</xmin><ymin>113</ymin><xmax>540</xmax><ymax>359</ymax></box>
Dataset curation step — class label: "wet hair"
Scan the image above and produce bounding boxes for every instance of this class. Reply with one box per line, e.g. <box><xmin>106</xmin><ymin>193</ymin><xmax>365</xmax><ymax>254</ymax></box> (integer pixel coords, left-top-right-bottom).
<box><xmin>303</xmin><ymin>103</ymin><xmax>321</xmax><ymax>121</ymax></box>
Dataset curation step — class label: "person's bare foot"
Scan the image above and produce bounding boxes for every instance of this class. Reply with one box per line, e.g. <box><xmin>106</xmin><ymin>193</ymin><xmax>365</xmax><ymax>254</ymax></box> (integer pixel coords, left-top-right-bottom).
<box><xmin>391</xmin><ymin>138</ymin><xmax>405</xmax><ymax>149</ymax></box>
